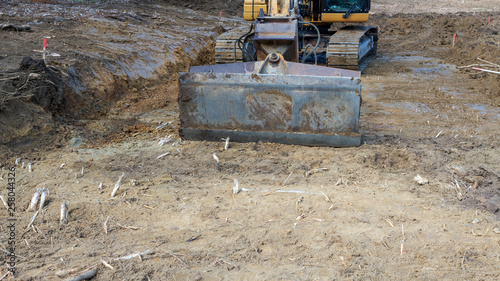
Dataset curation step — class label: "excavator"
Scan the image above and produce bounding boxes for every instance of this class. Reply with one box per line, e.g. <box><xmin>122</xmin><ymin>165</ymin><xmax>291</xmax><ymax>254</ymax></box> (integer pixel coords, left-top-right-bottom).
<box><xmin>178</xmin><ymin>0</ymin><xmax>377</xmax><ymax>147</ymax></box>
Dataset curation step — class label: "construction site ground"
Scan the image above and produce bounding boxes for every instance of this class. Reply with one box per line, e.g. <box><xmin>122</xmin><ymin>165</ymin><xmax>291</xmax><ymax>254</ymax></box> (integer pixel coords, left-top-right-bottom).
<box><xmin>0</xmin><ymin>0</ymin><xmax>499</xmax><ymax>280</ymax></box>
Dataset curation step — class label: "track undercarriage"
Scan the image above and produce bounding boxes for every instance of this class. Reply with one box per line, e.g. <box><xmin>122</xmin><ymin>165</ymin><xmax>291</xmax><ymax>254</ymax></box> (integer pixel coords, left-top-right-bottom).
<box><xmin>215</xmin><ymin>24</ymin><xmax>378</xmax><ymax>72</ymax></box>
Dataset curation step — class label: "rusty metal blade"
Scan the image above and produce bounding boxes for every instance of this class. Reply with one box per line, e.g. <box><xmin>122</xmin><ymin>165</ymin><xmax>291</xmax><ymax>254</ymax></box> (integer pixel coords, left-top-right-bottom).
<box><xmin>178</xmin><ymin>63</ymin><xmax>361</xmax><ymax>147</ymax></box>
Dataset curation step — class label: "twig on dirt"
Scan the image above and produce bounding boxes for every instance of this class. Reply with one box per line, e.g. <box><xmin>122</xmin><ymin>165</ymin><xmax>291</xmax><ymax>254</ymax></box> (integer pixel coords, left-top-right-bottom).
<box><xmin>116</xmin><ymin>223</ymin><xmax>139</xmax><ymax>230</ymax></box>
<box><xmin>0</xmin><ymin>195</ymin><xmax>8</xmax><ymax>211</ymax></box>
<box><xmin>158</xmin><ymin>135</ymin><xmax>172</xmax><ymax>146</ymax></box>
<box><xmin>225</xmin><ymin>217</ymin><xmax>245</xmax><ymax>226</ymax></box>
<box><xmin>35</xmin><ymin>225</ymin><xmax>47</xmax><ymax>239</ymax></box>
<box><xmin>22</xmin><ymin>210</ymin><xmax>39</xmax><ymax>237</ymax></box>
<box><xmin>283</xmin><ymin>171</ymin><xmax>293</xmax><ymax>186</ymax></box>
<box><xmin>320</xmin><ymin>186</ymin><xmax>334</xmax><ymax>210</ymax></box>
<box><xmin>400</xmin><ymin>240</ymin><xmax>404</xmax><ymax>256</ymax></box>
<box><xmin>214</xmin><ymin>258</ymin><xmax>238</xmax><ymax>269</ymax></box>
<box><xmin>113</xmin><ymin>249</ymin><xmax>153</xmax><ymax>261</ymax></box>
<box><xmin>111</xmin><ymin>173</ymin><xmax>125</xmax><ymax>198</ymax></box>
<box><xmin>18</xmin><ymin>73</ymin><xmax>41</xmax><ymax>90</ymax></box>
<box><xmin>384</xmin><ymin>219</ymin><xmax>394</xmax><ymax>228</ymax></box>
<box><xmin>56</xmin><ymin>267</ymin><xmax>83</xmax><ymax>278</ymax></box>
<box><xmin>304</xmin><ymin>168</ymin><xmax>328</xmax><ymax>177</ymax></box>
<box><xmin>320</xmin><ymin>188</ymin><xmax>333</xmax><ymax>203</ymax></box>
<box><xmin>414</xmin><ymin>174</ymin><xmax>429</xmax><ymax>185</ymax></box>
<box><xmin>0</xmin><ymin>85</ymin><xmax>48</xmax><ymax>104</ymax></box>
<box><xmin>65</xmin><ymin>266</ymin><xmax>98</xmax><ymax>281</ymax></box>
<box><xmin>264</xmin><ymin>189</ymin><xmax>322</xmax><ymax>196</ymax></box>
<box><xmin>295</xmin><ymin>196</ymin><xmax>303</xmax><ymax>211</ymax></box>
<box><xmin>168</xmin><ymin>252</ymin><xmax>187</xmax><ymax>265</ymax></box>
<box><xmin>100</xmin><ymin>259</ymin><xmax>114</xmax><ymax>270</ymax></box>
<box><xmin>156</xmin><ymin>121</ymin><xmax>173</xmax><ymax>130</ymax></box>
<box><xmin>0</xmin><ymin>75</ymin><xmax>20</xmax><ymax>81</ymax></box>
<box><xmin>435</xmin><ymin>130</ymin><xmax>442</xmax><ymax>138</ymax></box>
<box><xmin>479</xmin><ymin>165</ymin><xmax>500</xmax><ymax>179</ymax></box>
<box><xmin>143</xmin><ymin>204</ymin><xmax>155</xmax><ymax>210</ymax></box>
<box><xmin>157</xmin><ymin>152</ymin><xmax>170</xmax><ymax>159</ymax></box>
<box><xmin>401</xmin><ymin>224</ymin><xmax>405</xmax><ymax>238</ymax></box>
<box><xmin>60</xmin><ymin>202</ymin><xmax>69</xmax><ymax>225</ymax></box>
<box><xmin>0</xmin><ymin>271</ymin><xmax>13</xmax><ymax>281</ymax></box>
<box><xmin>0</xmin><ymin>247</ymin><xmax>26</xmax><ymax>259</ymax></box>
<box><xmin>104</xmin><ymin>216</ymin><xmax>110</xmax><ymax>235</ymax></box>
<box><xmin>456</xmin><ymin>64</ymin><xmax>499</xmax><ymax>69</ymax></box>
<box><xmin>380</xmin><ymin>237</ymin><xmax>389</xmax><ymax>248</ymax></box>
<box><xmin>213</xmin><ymin>153</ymin><xmax>220</xmax><ymax>163</ymax></box>
<box><xmin>477</xmin><ymin>58</ymin><xmax>500</xmax><ymax>68</ymax></box>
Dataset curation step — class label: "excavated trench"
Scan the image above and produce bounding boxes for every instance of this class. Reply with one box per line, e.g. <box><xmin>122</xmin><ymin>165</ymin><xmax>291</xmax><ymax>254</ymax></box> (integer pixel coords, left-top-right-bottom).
<box><xmin>0</xmin><ymin>3</ymin><xmax>238</xmax><ymax>148</ymax></box>
<box><xmin>0</xmin><ymin>3</ymin><xmax>498</xmax><ymax>150</ymax></box>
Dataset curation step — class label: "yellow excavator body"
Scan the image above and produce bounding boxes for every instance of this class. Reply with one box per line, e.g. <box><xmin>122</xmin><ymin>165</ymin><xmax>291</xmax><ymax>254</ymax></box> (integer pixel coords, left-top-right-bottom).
<box><xmin>178</xmin><ymin>0</ymin><xmax>378</xmax><ymax>147</ymax></box>
<box><xmin>244</xmin><ymin>0</ymin><xmax>370</xmax><ymax>23</ymax></box>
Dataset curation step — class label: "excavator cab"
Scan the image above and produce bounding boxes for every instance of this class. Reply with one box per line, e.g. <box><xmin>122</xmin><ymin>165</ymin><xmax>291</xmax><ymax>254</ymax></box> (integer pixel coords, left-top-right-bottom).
<box><xmin>326</xmin><ymin>0</ymin><xmax>368</xmax><ymax>11</ymax></box>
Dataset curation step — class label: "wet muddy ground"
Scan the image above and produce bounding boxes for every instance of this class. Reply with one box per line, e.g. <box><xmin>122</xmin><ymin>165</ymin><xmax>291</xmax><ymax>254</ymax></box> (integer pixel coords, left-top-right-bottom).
<box><xmin>0</xmin><ymin>0</ymin><xmax>499</xmax><ymax>280</ymax></box>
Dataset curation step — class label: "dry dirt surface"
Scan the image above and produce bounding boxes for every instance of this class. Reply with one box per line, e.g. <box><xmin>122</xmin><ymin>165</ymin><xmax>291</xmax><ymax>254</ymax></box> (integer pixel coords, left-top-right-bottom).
<box><xmin>1</xmin><ymin>0</ymin><xmax>500</xmax><ymax>280</ymax></box>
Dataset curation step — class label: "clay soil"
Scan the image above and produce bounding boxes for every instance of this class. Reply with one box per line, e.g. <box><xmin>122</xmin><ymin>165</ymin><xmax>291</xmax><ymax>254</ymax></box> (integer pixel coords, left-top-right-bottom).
<box><xmin>0</xmin><ymin>0</ymin><xmax>499</xmax><ymax>280</ymax></box>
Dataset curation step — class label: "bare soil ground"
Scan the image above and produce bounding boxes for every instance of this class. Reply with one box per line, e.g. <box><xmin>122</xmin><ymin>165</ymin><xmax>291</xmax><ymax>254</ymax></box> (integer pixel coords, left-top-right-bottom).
<box><xmin>0</xmin><ymin>0</ymin><xmax>499</xmax><ymax>280</ymax></box>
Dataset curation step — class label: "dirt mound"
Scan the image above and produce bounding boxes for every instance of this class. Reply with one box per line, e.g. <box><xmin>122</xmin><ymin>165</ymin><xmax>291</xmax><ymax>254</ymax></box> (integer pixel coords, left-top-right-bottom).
<box><xmin>1</xmin><ymin>57</ymin><xmax>65</xmax><ymax>112</ymax></box>
<box><xmin>369</xmin><ymin>12</ymin><xmax>500</xmax><ymax>101</ymax></box>
<box><xmin>0</xmin><ymin>57</ymin><xmax>69</xmax><ymax>144</ymax></box>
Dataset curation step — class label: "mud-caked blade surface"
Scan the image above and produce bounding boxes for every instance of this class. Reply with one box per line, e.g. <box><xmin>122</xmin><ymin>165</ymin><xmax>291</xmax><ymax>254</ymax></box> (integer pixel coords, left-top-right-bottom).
<box><xmin>178</xmin><ymin>64</ymin><xmax>362</xmax><ymax>147</ymax></box>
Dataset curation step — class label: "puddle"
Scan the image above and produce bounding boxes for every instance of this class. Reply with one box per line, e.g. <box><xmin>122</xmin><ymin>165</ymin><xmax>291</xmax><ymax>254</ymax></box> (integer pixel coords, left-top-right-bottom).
<box><xmin>465</xmin><ymin>103</ymin><xmax>500</xmax><ymax>119</ymax></box>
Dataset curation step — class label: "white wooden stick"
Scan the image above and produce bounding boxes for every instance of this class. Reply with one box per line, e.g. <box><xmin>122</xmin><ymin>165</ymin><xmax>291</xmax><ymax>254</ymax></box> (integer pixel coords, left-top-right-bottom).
<box><xmin>0</xmin><ymin>195</ymin><xmax>8</xmax><ymax>211</ymax></box>
<box><xmin>111</xmin><ymin>173</ymin><xmax>125</xmax><ymax>198</ymax></box>
<box><xmin>38</xmin><ymin>188</ymin><xmax>49</xmax><ymax>210</ymax></box>
<box><xmin>283</xmin><ymin>171</ymin><xmax>293</xmax><ymax>186</ymax></box>
<box><xmin>26</xmin><ymin>210</ymin><xmax>39</xmax><ymax>230</ymax></box>
<box><xmin>60</xmin><ymin>202</ymin><xmax>69</xmax><ymax>225</ymax></box>
<box><xmin>222</xmin><ymin>137</ymin><xmax>230</xmax><ymax>150</ymax></box>
<box><xmin>101</xmin><ymin>259</ymin><xmax>114</xmax><ymax>270</ymax></box>
<box><xmin>157</xmin><ymin>152</ymin><xmax>170</xmax><ymax>159</ymax></box>
<box><xmin>104</xmin><ymin>216</ymin><xmax>110</xmax><ymax>235</ymax></box>
<box><xmin>233</xmin><ymin>179</ymin><xmax>239</xmax><ymax>194</ymax></box>
<box><xmin>473</xmin><ymin>67</ymin><xmax>500</xmax><ymax>74</ymax></box>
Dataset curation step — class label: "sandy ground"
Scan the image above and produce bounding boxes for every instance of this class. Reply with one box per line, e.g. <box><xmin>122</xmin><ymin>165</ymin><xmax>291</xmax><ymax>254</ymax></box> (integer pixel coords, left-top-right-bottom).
<box><xmin>0</xmin><ymin>0</ymin><xmax>500</xmax><ymax>280</ymax></box>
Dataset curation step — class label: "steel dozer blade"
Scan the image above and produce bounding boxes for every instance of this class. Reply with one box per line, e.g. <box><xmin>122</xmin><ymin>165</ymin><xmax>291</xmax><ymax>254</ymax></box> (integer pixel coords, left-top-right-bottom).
<box><xmin>178</xmin><ymin>53</ymin><xmax>362</xmax><ymax>147</ymax></box>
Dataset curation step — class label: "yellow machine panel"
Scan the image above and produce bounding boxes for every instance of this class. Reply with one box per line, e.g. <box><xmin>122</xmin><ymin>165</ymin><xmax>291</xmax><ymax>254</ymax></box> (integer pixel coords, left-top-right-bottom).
<box><xmin>311</xmin><ymin>13</ymin><xmax>370</xmax><ymax>23</ymax></box>
<box><xmin>243</xmin><ymin>0</ymin><xmax>268</xmax><ymax>20</ymax></box>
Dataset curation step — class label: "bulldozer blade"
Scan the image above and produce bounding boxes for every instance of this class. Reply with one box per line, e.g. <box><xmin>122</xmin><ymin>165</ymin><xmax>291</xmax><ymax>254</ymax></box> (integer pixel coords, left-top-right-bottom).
<box><xmin>178</xmin><ymin>59</ymin><xmax>362</xmax><ymax>147</ymax></box>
